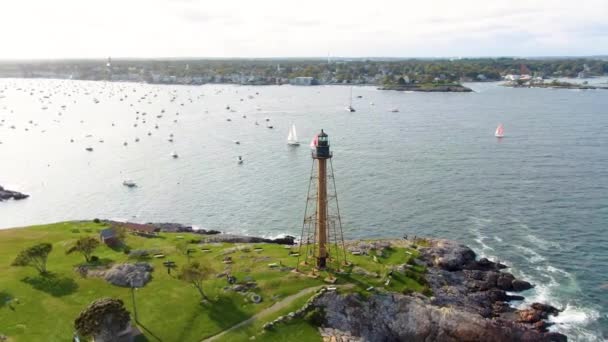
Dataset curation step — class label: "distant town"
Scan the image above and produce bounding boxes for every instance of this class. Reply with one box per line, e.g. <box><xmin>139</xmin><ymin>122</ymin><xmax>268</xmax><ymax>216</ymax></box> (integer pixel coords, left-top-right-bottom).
<box><xmin>0</xmin><ymin>57</ymin><xmax>607</xmax><ymax>87</ymax></box>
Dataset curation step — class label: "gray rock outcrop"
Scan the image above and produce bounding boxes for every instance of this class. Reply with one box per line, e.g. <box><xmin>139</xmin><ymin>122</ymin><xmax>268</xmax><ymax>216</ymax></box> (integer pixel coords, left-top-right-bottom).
<box><xmin>104</xmin><ymin>263</ymin><xmax>153</xmax><ymax>288</ymax></box>
<box><xmin>310</xmin><ymin>238</ymin><xmax>566</xmax><ymax>341</ymax></box>
<box><xmin>313</xmin><ymin>292</ymin><xmax>566</xmax><ymax>342</ymax></box>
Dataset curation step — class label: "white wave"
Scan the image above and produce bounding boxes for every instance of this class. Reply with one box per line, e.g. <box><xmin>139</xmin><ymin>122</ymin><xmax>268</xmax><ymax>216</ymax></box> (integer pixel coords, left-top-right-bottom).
<box><xmin>548</xmin><ymin>304</ymin><xmax>602</xmax><ymax>342</ymax></box>
<box><xmin>493</xmin><ymin>236</ymin><xmax>503</xmax><ymax>242</ymax></box>
<box><xmin>261</xmin><ymin>232</ymin><xmax>296</xmax><ymax>240</ymax></box>
<box><xmin>474</xmin><ymin>237</ymin><xmax>495</xmax><ymax>252</ymax></box>
<box><xmin>514</xmin><ymin>245</ymin><xmax>546</xmax><ymax>263</ymax></box>
<box><xmin>469</xmin><ymin>216</ymin><xmax>495</xmax><ymax>252</ymax></box>
<box><xmin>526</xmin><ymin>234</ymin><xmax>562</xmax><ymax>250</ymax></box>
<box><xmin>191</xmin><ymin>224</ymin><xmax>207</xmax><ymax>231</ymax></box>
<box><xmin>514</xmin><ymin>269</ymin><xmax>602</xmax><ymax>341</ymax></box>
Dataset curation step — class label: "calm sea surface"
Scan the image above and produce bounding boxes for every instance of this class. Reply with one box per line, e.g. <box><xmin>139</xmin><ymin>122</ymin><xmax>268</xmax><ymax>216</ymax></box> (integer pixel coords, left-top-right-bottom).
<box><xmin>1</xmin><ymin>78</ymin><xmax>607</xmax><ymax>340</ymax></box>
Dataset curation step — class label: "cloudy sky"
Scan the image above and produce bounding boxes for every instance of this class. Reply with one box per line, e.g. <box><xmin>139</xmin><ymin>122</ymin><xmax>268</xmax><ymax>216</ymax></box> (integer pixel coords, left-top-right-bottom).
<box><xmin>1</xmin><ymin>0</ymin><xmax>607</xmax><ymax>59</ymax></box>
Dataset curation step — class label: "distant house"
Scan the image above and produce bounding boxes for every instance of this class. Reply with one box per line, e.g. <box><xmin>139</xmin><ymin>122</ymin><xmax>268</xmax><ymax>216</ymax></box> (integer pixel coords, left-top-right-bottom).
<box><xmin>291</xmin><ymin>77</ymin><xmax>316</xmax><ymax>86</ymax></box>
<box><xmin>100</xmin><ymin>228</ymin><xmax>120</xmax><ymax>246</ymax></box>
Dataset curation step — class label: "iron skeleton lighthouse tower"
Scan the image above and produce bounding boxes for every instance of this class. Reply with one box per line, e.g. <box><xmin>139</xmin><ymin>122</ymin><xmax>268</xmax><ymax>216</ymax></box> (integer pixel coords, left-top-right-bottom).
<box><xmin>298</xmin><ymin>130</ymin><xmax>347</xmax><ymax>271</ymax></box>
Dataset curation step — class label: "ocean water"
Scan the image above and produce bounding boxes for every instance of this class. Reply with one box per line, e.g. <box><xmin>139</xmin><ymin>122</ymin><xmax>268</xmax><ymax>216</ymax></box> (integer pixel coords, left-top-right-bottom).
<box><xmin>1</xmin><ymin>78</ymin><xmax>607</xmax><ymax>340</ymax></box>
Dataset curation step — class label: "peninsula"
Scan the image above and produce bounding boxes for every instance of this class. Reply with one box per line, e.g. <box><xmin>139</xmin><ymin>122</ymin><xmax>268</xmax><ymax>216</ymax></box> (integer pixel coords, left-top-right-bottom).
<box><xmin>379</xmin><ymin>82</ymin><xmax>473</xmax><ymax>92</ymax></box>
<box><xmin>0</xmin><ymin>185</ymin><xmax>29</xmax><ymax>201</ymax></box>
<box><xmin>0</xmin><ymin>220</ymin><xmax>567</xmax><ymax>341</ymax></box>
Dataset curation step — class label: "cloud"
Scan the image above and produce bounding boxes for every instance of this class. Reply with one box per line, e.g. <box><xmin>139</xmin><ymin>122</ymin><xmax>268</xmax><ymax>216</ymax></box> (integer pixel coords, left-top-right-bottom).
<box><xmin>0</xmin><ymin>0</ymin><xmax>607</xmax><ymax>58</ymax></box>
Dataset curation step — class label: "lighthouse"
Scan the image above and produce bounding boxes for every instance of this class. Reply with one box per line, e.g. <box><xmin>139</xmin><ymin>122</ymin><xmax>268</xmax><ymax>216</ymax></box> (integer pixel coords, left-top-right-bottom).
<box><xmin>298</xmin><ymin>129</ymin><xmax>347</xmax><ymax>271</ymax></box>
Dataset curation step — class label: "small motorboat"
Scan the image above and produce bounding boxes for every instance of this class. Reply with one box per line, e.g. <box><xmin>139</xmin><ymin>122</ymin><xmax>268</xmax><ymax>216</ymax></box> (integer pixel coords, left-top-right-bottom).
<box><xmin>390</xmin><ymin>108</ymin><xmax>399</xmax><ymax>113</ymax></box>
<box><xmin>237</xmin><ymin>156</ymin><xmax>244</xmax><ymax>164</ymax></box>
<box><xmin>122</xmin><ymin>180</ymin><xmax>137</xmax><ymax>188</ymax></box>
<box><xmin>234</xmin><ymin>140</ymin><xmax>240</xmax><ymax>145</ymax></box>
<box><xmin>171</xmin><ymin>152</ymin><xmax>179</xmax><ymax>159</ymax></box>
<box><xmin>85</xmin><ymin>147</ymin><xmax>93</xmax><ymax>152</ymax></box>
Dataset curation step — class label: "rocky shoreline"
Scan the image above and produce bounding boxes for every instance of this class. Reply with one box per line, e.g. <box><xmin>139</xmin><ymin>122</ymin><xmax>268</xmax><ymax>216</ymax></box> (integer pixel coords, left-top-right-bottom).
<box><xmin>503</xmin><ymin>82</ymin><xmax>608</xmax><ymax>90</ymax></box>
<box><xmin>310</xmin><ymin>239</ymin><xmax>567</xmax><ymax>341</ymax></box>
<box><xmin>0</xmin><ymin>186</ymin><xmax>29</xmax><ymax>201</ymax></box>
<box><xmin>104</xmin><ymin>220</ymin><xmax>296</xmax><ymax>245</ymax></box>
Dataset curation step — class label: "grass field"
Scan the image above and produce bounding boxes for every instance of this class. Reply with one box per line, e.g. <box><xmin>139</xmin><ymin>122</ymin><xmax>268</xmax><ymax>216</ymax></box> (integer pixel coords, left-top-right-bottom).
<box><xmin>0</xmin><ymin>221</ymin><xmax>426</xmax><ymax>341</ymax></box>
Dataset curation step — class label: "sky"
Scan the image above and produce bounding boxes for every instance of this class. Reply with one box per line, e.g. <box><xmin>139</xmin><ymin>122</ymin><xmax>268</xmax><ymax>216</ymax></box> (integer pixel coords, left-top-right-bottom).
<box><xmin>1</xmin><ymin>0</ymin><xmax>607</xmax><ymax>59</ymax></box>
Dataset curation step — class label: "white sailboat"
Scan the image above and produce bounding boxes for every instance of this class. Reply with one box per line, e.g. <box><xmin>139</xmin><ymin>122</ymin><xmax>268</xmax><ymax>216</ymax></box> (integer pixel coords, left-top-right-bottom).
<box><xmin>495</xmin><ymin>123</ymin><xmax>505</xmax><ymax>138</ymax></box>
<box><xmin>346</xmin><ymin>87</ymin><xmax>356</xmax><ymax>112</ymax></box>
<box><xmin>287</xmin><ymin>124</ymin><xmax>300</xmax><ymax>146</ymax></box>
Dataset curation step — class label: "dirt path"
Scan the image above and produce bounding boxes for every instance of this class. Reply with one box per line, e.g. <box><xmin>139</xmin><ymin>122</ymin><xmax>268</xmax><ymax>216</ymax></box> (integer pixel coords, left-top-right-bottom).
<box><xmin>202</xmin><ymin>285</ymin><xmax>326</xmax><ymax>342</ymax></box>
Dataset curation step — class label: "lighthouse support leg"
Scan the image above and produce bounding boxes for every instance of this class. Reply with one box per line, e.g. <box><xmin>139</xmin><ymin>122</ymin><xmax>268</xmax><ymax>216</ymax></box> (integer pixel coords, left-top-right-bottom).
<box><xmin>317</xmin><ymin>158</ymin><xmax>328</xmax><ymax>269</ymax></box>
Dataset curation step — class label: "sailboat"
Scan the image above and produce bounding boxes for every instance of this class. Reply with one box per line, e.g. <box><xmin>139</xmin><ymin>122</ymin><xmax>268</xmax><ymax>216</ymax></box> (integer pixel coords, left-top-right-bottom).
<box><xmin>287</xmin><ymin>124</ymin><xmax>300</xmax><ymax>146</ymax></box>
<box><xmin>345</xmin><ymin>87</ymin><xmax>356</xmax><ymax>112</ymax></box>
<box><xmin>495</xmin><ymin>123</ymin><xmax>505</xmax><ymax>138</ymax></box>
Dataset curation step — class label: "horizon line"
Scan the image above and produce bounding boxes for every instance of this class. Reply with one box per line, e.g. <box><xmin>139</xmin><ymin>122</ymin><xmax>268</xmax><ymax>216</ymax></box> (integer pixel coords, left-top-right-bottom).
<box><xmin>1</xmin><ymin>55</ymin><xmax>608</xmax><ymax>62</ymax></box>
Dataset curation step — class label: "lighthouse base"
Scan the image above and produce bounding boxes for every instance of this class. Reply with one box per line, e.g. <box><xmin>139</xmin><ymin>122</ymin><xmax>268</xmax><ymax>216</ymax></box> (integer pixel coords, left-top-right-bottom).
<box><xmin>317</xmin><ymin>257</ymin><xmax>327</xmax><ymax>269</ymax></box>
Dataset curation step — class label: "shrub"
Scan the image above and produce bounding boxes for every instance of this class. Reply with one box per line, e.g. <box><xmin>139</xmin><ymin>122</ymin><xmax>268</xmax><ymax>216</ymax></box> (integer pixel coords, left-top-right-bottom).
<box><xmin>402</xmin><ymin>288</ymin><xmax>414</xmax><ymax>295</ymax></box>
<box><xmin>128</xmin><ymin>250</ymin><xmax>150</xmax><ymax>259</ymax></box>
<box><xmin>93</xmin><ymin>218</ymin><xmax>101</xmax><ymax>224</ymax></box>
<box><xmin>123</xmin><ymin>246</ymin><xmax>131</xmax><ymax>255</ymax></box>
<box><xmin>90</xmin><ymin>256</ymin><xmax>99</xmax><ymax>263</ymax></box>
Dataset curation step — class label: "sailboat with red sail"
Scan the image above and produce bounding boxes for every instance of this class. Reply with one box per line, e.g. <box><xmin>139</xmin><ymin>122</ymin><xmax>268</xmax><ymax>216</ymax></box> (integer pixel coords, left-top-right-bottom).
<box><xmin>495</xmin><ymin>123</ymin><xmax>505</xmax><ymax>138</ymax></box>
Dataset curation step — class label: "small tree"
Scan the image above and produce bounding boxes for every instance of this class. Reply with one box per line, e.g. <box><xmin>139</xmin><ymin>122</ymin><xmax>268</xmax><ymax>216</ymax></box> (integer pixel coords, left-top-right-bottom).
<box><xmin>67</xmin><ymin>236</ymin><xmax>100</xmax><ymax>263</ymax></box>
<box><xmin>113</xmin><ymin>226</ymin><xmax>127</xmax><ymax>242</ymax></box>
<box><xmin>12</xmin><ymin>243</ymin><xmax>53</xmax><ymax>274</ymax></box>
<box><xmin>176</xmin><ymin>241</ymin><xmax>195</xmax><ymax>262</ymax></box>
<box><xmin>75</xmin><ymin>298</ymin><xmax>131</xmax><ymax>342</ymax></box>
<box><xmin>178</xmin><ymin>261</ymin><xmax>213</xmax><ymax>301</ymax></box>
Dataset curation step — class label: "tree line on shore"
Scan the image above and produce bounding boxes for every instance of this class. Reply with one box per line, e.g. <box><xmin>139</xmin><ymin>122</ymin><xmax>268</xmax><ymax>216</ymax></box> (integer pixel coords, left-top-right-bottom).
<box><xmin>1</xmin><ymin>57</ymin><xmax>607</xmax><ymax>85</ymax></box>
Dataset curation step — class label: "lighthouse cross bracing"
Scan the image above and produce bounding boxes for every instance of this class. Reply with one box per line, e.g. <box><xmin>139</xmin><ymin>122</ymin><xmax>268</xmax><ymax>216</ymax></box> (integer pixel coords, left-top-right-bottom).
<box><xmin>297</xmin><ymin>130</ymin><xmax>347</xmax><ymax>271</ymax></box>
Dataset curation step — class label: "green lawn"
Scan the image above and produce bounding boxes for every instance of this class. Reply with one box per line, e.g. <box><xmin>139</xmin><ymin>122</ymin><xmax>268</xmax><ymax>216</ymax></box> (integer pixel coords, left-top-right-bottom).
<box><xmin>0</xmin><ymin>221</ymin><xmax>426</xmax><ymax>341</ymax></box>
<box><xmin>218</xmin><ymin>290</ymin><xmax>321</xmax><ymax>342</ymax></box>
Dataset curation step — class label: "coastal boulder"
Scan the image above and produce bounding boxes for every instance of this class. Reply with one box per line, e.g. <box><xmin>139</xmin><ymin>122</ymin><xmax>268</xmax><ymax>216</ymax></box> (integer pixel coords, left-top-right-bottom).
<box><xmin>512</xmin><ymin>279</ymin><xmax>533</xmax><ymax>291</ymax></box>
<box><xmin>420</xmin><ymin>239</ymin><xmax>476</xmax><ymax>271</ymax></box>
<box><xmin>104</xmin><ymin>262</ymin><xmax>153</xmax><ymax>288</ymax></box>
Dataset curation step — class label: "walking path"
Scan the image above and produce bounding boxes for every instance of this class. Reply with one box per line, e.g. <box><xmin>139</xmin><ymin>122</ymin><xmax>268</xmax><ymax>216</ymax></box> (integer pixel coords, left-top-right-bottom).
<box><xmin>202</xmin><ymin>285</ymin><xmax>326</xmax><ymax>341</ymax></box>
